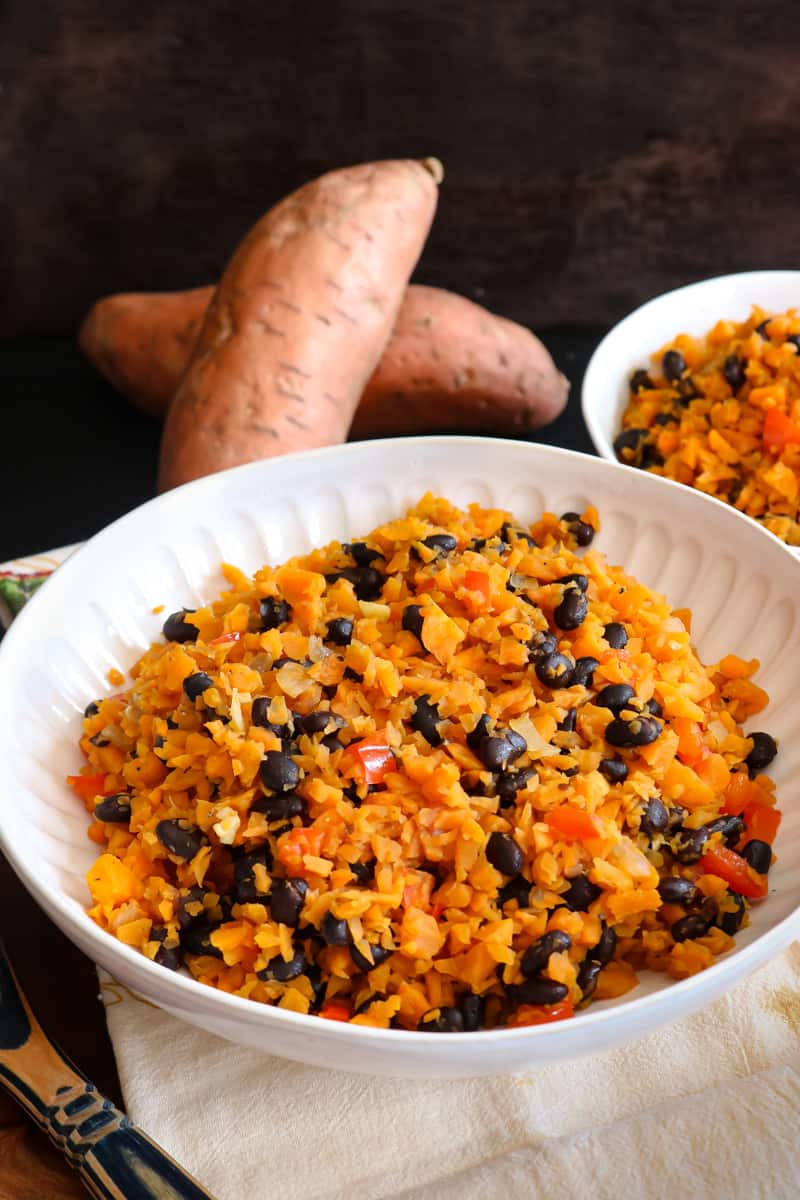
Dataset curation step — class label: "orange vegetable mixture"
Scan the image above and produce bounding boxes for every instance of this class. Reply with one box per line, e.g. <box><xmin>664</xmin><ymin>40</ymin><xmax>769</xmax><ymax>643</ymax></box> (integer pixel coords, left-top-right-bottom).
<box><xmin>616</xmin><ymin>306</ymin><xmax>800</xmax><ymax>546</ymax></box>
<box><xmin>72</xmin><ymin>496</ymin><xmax>779</xmax><ymax>1031</ymax></box>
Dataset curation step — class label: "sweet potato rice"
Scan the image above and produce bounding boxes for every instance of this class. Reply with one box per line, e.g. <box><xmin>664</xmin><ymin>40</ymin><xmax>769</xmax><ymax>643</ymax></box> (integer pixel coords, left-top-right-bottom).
<box><xmin>616</xmin><ymin>306</ymin><xmax>800</xmax><ymax>546</ymax></box>
<box><xmin>71</xmin><ymin>496</ymin><xmax>781</xmax><ymax>1032</ymax></box>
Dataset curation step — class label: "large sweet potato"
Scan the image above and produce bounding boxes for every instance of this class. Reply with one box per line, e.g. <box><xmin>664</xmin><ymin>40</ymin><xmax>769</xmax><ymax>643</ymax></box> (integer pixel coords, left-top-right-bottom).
<box><xmin>158</xmin><ymin>158</ymin><xmax>442</xmax><ymax>491</ymax></box>
<box><xmin>82</xmin><ymin>283</ymin><xmax>567</xmax><ymax>436</ymax></box>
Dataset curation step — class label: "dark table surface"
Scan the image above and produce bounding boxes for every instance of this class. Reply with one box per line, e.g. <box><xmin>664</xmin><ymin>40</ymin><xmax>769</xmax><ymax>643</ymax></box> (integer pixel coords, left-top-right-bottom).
<box><xmin>0</xmin><ymin>327</ymin><xmax>600</xmax><ymax>1198</ymax></box>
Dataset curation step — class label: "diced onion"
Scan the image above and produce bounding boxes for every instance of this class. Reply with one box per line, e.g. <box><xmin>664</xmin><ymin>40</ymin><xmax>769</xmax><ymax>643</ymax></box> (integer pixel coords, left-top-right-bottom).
<box><xmin>276</xmin><ymin>661</ymin><xmax>309</xmax><ymax>697</ymax></box>
<box><xmin>229</xmin><ymin>688</ymin><xmax>244</xmax><ymax>734</ymax></box>
<box><xmin>509</xmin><ymin>714</ymin><xmax>560</xmax><ymax>757</ymax></box>
<box><xmin>358</xmin><ymin>600</ymin><xmax>391</xmax><ymax>621</ymax></box>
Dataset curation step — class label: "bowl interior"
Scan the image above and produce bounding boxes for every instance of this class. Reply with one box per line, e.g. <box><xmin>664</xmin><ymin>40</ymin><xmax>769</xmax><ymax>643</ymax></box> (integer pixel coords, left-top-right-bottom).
<box><xmin>582</xmin><ymin>270</ymin><xmax>800</xmax><ymax>461</ymax></box>
<box><xmin>1</xmin><ymin>436</ymin><xmax>799</xmax><ymax>1055</ymax></box>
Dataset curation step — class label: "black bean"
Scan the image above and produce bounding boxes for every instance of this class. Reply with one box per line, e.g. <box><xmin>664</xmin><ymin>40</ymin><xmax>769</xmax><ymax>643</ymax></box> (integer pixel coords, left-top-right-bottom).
<box><xmin>410</xmin><ymin>694</ymin><xmax>443</xmax><ymax>746</ymax></box>
<box><xmin>470</xmin><ymin>537</ymin><xmax>488</xmax><ymax>552</ymax></box>
<box><xmin>640</xmin><ymin>796</ymin><xmax>669</xmax><ymax>836</ymax></box>
<box><xmin>577</xmin><ymin>958</ymin><xmax>603</xmax><ymax>1002</ymax></box>
<box><xmin>514</xmin><ymin>978</ymin><xmax>569</xmax><ymax>1006</ymax></box>
<box><xmin>755</xmin><ymin>318</ymin><xmax>772</xmax><ymax>339</ymax></box>
<box><xmin>183</xmin><ymin>671</ymin><xmax>213</xmax><ymax>702</ymax></box>
<box><xmin>177</xmin><ymin>886</ymin><xmax>208</xmax><ymax>929</ymax></box>
<box><xmin>486</xmin><ymin>832</ymin><xmax>524</xmax><ymax>876</ymax></box>
<box><xmin>673</xmin><ymin>826</ymin><xmax>709</xmax><ymax>865</ymax></box>
<box><xmin>252</xmin><ymin>791</ymin><xmax>306</xmax><ymax>821</ymax></box>
<box><xmin>521</xmin><ymin>930</ymin><xmax>572</xmax><ymax>977</ymax></box>
<box><xmin>401</xmin><ymin>604</ymin><xmax>424</xmax><ymax>641</ymax></box>
<box><xmin>89</xmin><ymin>731</ymin><xmax>110</xmax><ymax>747</ymax></box>
<box><xmin>506</xmin><ymin>729</ymin><xmax>527</xmax><ymax>758</ymax></box>
<box><xmin>595</xmin><ymin>683</ymin><xmax>636</xmax><ymax>712</ymax></box>
<box><xmin>630</xmin><ymin>368</ymin><xmax>655</xmax><ymax>391</ymax></box>
<box><xmin>83</xmin><ymin>700</ymin><xmax>100</xmax><ymax>717</ymax></box>
<box><xmin>233</xmin><ymin>850</ymin><xmax>271</xmax><ymax>903</ymax></box>
<box><xmin>745</xmin><ymin>732</ymin><xmax>777</xmax><ymax>776</ymax></box>
<box><xmin>461</xmin><ymin>993</ymin><xmax>484</xmax><ymax>1031</ymax></box>
<box><xmin>349</xmin><ymin>858</ymin><xmax>375</xmax><ymax>884</ymax></box>
<box><xmin>558</xmin><ymin>708</ymin><xmax>577</xmax><ymax>733</ymax></box>
<box><xmin>466</xmin><ymin>713</ymin><xmax>492</xmax><ymax>752</ymax></box>
<box><xmin>343</xmin><ymin>667</ymin><xmax>364</xmax><ymax>683</ymax></box>
<box><xmin>603</xmin><ymin>622</ymin><xmax>628</xmax><ymax>649</ymax></box>
<box><xmin>646</xmin><ymin>697</ymin><xmax>663</xmax><ymax>717</ymax></box>
<box><xmin>723</xmin><ymin>354</ymin><xmax>747</xmax><ymax>392</ymax></box>
<box><xmin>259</xmin><ymin>596</ymin><xmax>291</xmax><ymax>630</ymax></box>
<box><xmin>562</xmin><ymin>874</ymin><xmax>601</xmax><ymax>912</ymax></box>
<box><xmin>325</xmin><ymin>617</ymin><xmax>354</xmax><ymax>646</ymax></box>
<box><xmin>657</xmin><ymin>876</ymin><xmax>699</xmax><ymax>906</ymax></box>
<box><xmin>419</xmin><ymin>1006</ymin><xmax>465</xmax><ymax>1032</ymax></box>
<box><xmin>250</xmin><ymin>697</ymin><xmax>293</xmax><ymax>738</ymax></box>
<box><xmin>662</xmin><ymin>349</ymin><xmax>686</xmax><ymax>380</ymax></box>
<box><xmin>94</xmin><ymin>793</ymin><xmax>132</xmax><ymax>824</ymax></box>
<box><xmin>259</xmin><ymin>750</ymin><xmax>300</xmax><ymax>793</ymax></box>
<box><xmin>321</xmin><ymin>733</ymin><xmax>344</xmax><ymax>753</ymax></box>
<box><xmin>599</xmin><ymin>757</ymin><xmax>628</xmax><ymax>785</ymax></box>
<box><xmin>787</xmin><ymin>334</ymin><xmax>800</xmax><ymax>353</ymax></box>
<box><xmin>605</xmin><ymin>715</ymin><xmax>662</xmax><ymax>747</ymax></box>
<box><xmin>655</xmin><ymin>411</ymin><xmax>679</xmax><ymax>427</ymax></box>
<box><xmin>347</xmin><ymin>542</ymin><xmax>383</xmax><ymax>567</ymax></box>
<box><xmin>422</xmin><ymin>533</ymin><xmax>458</xmax><ymax>556</ymax></box>
<box><xmin>321</xmin><ymin>912</ymin><xmax>351</xmax><ymax>946</ymax></box>
<box><xmin>556</xmin><ymin>573</ymin><xmax>589</xmax><ymax>592</ymax></box>
<box><xmin>181</xmin><ymin>920</ymin><xmax>224</xmax><ymax>959</ymax></box>
<box><xmin>477</xmin><ymin>735</ymin><xmax>518</xmax><ymax>772</ymax></box>
<box><xmin>299</xmin><ymin>710</ymin><xmax>344</xmax><ymax>736</ymax></box>
<box><xmin>162</xmin><ymin>609</ymin><xmax>199</xmax><ymax>643</ymax></box>
<box><xmin>495</xmin><ymin>767</ymin><xmax>535</xmax><ymax>807</ymax></box>
<box><xmin>269</xmin><ymin>878</ymin><xmax>308</xmax><ymax>926</ymax></box>
<box><xmin>560</xmin><ymin>512</ymin><xmax>595</xmax><ymax>547</ymax></box>
<box><xmin>328</xmin><ymin>566</ymin><xmax>385</xmax><ymax>601</ymax></box>
<box><xmin>554</xmin><ymin>588</ymin><xmax>588</xmax><ymax>630</ymax></box>
<box><xmin>529</xmin><ymin>631</ymin><xmax>559</xmax><ymax>663</ymax></box>
<box><xmin>741</xmin><ymin>839</ymin><xmax>772</xmax><ymax>874</ymax></box>
<box><xmin>258</xmin><ymin>949</ymin><xmax>306</xmax><ymax>982</ymax></box>
<box><xmin>594</xmin><ymin>924</ymin><xmax>617</xmax><ymax>966</ymax></box>
<box><xmin>500</xmin><ymin>522</ymin><xmax>537</xmax><ymax>547</ymax></box>
<box><xmin>572</xmin><ymin>656</ymin><xmax>600</xmax><ymax>688</ymax></box>
<box><xmin>718</xmin><ymin>890</ymin><xmax>746</xmax><ymax>935</ymax></box>
<box><xmin>497</xmin><ymin>874</ymin><xmax>531</xmax><ymax>909</ymax></box>
<box><xmin>666</xmin><ymin>804</ymin><xmax>687</xmax><ymax>833</ymax></box>
<box><xmin>156</xmin><ymin>819</ymin><xmax>205</xmax><ymax>861</ymax></box>
<box><xmin>350</xmin><ymin>942</ymin><xmax>392</xmax><ymax>973</ymax></box>
<box><xmin>536</xmin><ymin>652</ymin><xmax>575</xmax><ymax>689</ymax></box>
<box><xmin>153</xmin><ymin>940</ymin><xmax>182</xmax><ymax>971</ymax></box>
<box><xmin>704</xmin><ymin>814</ymin><xmax>746</xmax><ymax>847</ymax></box>
<box><xmin>671</xmin><ymin>911</ymin><xmax>714</xmax><ymax>942</ymax></box>
<box><xmin>613</xmin><ymin>427</ymin><xmax>649</xmax><ymax>460</ymax></box>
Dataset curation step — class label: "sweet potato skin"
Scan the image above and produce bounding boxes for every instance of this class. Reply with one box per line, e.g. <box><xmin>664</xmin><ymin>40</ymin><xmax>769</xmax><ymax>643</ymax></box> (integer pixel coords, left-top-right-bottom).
<box><xmin>350</xmin><ymin>285</ymin><xmax>567</xmax><ymax>437</ymax></box>
<box><xmin>82</xmin><ymin>284</ymin><xmax>567</xmax><ymax>436</ymax></box>
<box><xmin>157</xmin><ymin>159</ymin><xmax>440</xmax><ymax>491</ymax></box>
<box><xmin>79</xmin><ymin>287</ymin><xmax>211</xmax><ymax>419</ymax></box>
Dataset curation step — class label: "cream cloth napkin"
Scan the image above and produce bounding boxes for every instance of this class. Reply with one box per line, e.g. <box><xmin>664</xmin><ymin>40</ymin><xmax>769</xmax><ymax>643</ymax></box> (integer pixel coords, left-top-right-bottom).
<box><xmin>99</xmin><ymin>945</ymin><xmax>800</xmax><ymax>1200</ymax></box>
<box><xmin>5</xmin><ymin>547</ymin><xmax>799</xmax><ymax>1198</ymax></box>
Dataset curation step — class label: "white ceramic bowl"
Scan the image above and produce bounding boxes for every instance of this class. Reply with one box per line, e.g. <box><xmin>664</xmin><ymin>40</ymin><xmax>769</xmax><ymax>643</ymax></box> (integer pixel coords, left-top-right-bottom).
<box><xmin>2</xmin><ymin>436</ymin><xmax>800</xmax><ymax>1079</ymax></box>
<box><xmin>582</xmin><ymin>269</ymin><xmax>800</xmax><ymax>462</ymax></box>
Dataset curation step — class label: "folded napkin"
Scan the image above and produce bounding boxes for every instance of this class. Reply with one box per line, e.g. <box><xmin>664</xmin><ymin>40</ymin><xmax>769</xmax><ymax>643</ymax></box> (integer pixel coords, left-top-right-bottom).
<box><xmin>4</xmin><ymin>547</ymin><xmax>800</xmax><ymax>1199</ymax></box>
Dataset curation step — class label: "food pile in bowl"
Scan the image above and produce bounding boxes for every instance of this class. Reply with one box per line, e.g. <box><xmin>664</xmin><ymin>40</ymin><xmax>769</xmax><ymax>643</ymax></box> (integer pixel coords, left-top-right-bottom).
<box><xmin>70</xmin><ymin>495</ymin><xmax>780</xmax><ymax>1032</ymax></box>
<box><xmin>615</xmin><ymin>306</ymin><xmax>800</xmax><ymax>546</ymax></box>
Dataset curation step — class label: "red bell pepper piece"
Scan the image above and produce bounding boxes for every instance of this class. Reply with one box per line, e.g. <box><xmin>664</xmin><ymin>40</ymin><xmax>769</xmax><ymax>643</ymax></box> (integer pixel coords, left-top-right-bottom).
<box><xmin>464</xmin><ymin>570</ymin><xmax>491</xmax><ymax>604</ymax></box>
<box><xmin>508</xmin><ymin>999</ymin><xmax>574</xmax><ymax>1027</ymax></box>
<box><xmin>277</xmin><ymin>826</ymin><xmax>326</xmax><ymax>874</ymax></box>
<box><xmin>547</xmin><ymin>806</ymin><xmax>600</xmax><ymax>841</ymax></box>
<box><xmin>699</xmin><ymin>846</ymin><xmax>768</xmax><ymax>899</ymax></box>
<box><xmin>346</xmin><ymin>734</ymin><xmax>396</xmax><ymax>785</ymax></box>
<box><xmin>67</xmin><ymin>773</ymin><xmax>111</xmax><ymax>804</ymax></box>
<box><xmin>320</xmin><ymin>1000</ymin><xmax>352</xmax><ymax>1022</ymax></box>
<box><xmin>762</xmin><ymin>406</ymin><xmax>800</xmax><ymax>452</ymax></box>
<box><xmin>210</xmin><ymin>631</ymin><xmax>243</xmax><ymax>646</ymax></box>
<box><xmin>744</xmin><ymin>802</ymin><xmax>781</xmax><ymax>845</ymax></box>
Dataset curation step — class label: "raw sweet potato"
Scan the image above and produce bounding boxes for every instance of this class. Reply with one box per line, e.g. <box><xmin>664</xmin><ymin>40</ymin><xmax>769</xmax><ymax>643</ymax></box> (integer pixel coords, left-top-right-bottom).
<box><xmin>81</xmin><ymin>284</ymin><xmax>568</xmax><ymax>435</ymax></box>
<box><xmin>157</xmin><ymin>158</ymin><xmax>442</xmax><ymax>492</ymax></box>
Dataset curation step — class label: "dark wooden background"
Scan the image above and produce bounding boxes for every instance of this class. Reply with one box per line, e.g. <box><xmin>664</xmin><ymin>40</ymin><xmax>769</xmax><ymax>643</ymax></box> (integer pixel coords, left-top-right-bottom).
<box><xmin>2</xmin><ymin>0</ymin><xmax>800</xmax><ymax>340</ymax></box>
<box><xmin>1</xmin><ymin>3</ymin><xmax>798</xmax><ymax>1196</ymax></box>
